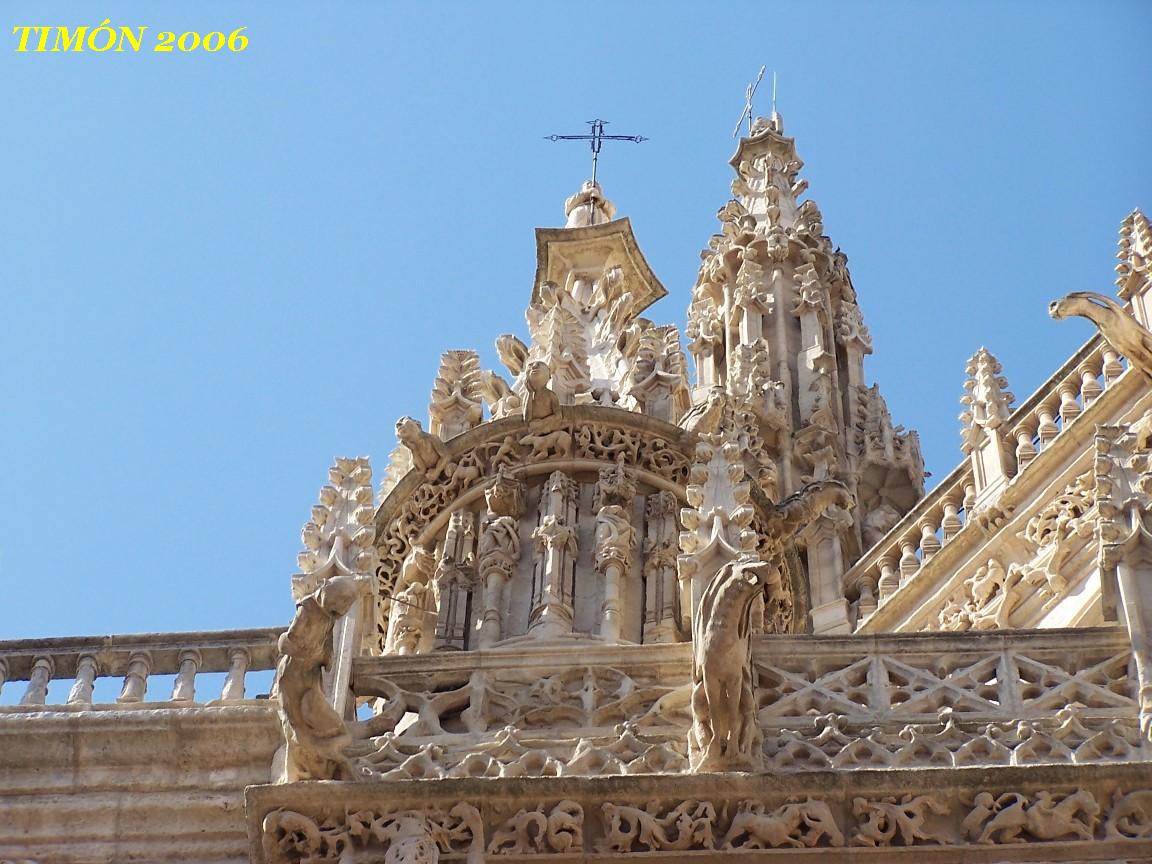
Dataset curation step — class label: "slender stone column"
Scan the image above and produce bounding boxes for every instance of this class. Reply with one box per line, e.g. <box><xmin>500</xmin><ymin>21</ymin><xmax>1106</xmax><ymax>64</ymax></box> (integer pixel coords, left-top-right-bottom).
<box><xmin>20</xmin><ymin>655</ymin><xmax>53</xmax><ymax>706</ymax></box>
<box><xmin>117</xmin><ymin>651</ymin><xmax>151</xmax><ymax>703</ymax></box>
<box><xmin>476</xmin><ymin>468</ymin><xmax>524</xmax><ymax>648</ymax></box>
<box><xmin>66</xmin><ymin>653</ymin><xmax>98</xmax><ymax>705</ymax></box>
<box><xmin>170</xmin><ymin>648</ymin><xmax>201</xmax><ymax>702</ymax></box>
<box><xmin>595</xmin><ymin>504</ymin><xmax>635</xmax><ymax>643</ymax></box>
<box><xmin>220</xmin><ymin>648</ymin><xmax>249</xmax><ymax>701</ymax></box>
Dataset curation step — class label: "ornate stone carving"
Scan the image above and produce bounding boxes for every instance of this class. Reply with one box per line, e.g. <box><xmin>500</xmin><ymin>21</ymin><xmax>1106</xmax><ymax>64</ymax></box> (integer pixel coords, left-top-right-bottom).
<box><xmin>1051</xmin><ymin>291</ymin><xmax>1152</xmax><ymax>378</ymax></box>
<box><xmin>960</xmin><ymin>347</ymin><xmax>1016</xmax><ymax>510</ymax></box>
<box><xmin>276</xmin><ymin>574</ymin><xmax>365</xmax><ymax>782</ymax></box>
<box><xmin>962</xmin><ymin>789</ymin><xmax>1100</xmax><ymax>844</ymax></box>
<box><xmin>722</xmin><ymin>799</ymin><xmax>844</xmax><ymax>849</ymax></box>
<box><xmin>529</xmin><ymin>472</ymin><xmax>579</xmax><ymax>639</ymax></box>
<box><xmin>643</xmin><ymin>491</ymin><xmax>681</xmax><ymax>643</ymax></box>
<box><xmin>522</xmin><ymin>360</ymin><xmax>561</xmax><ymax>423</ymax></box>
<box><xmin>261</xmin><ymin>804</ymin><xmax>483</xmax><ymax>864</ymax></box>
<box><xmin>689</xmin><ymin>556</ymin><xmax>772</xmax><ymax>771</ymax></box>
<box><xmin>1105</xmin><ymin>789</ymin><xmax>1152</xmax><ymax>839</ymax></box>
<box><xmin>851</xmin><ymin>794</ymin><xmax>949</xmax><ymax>846</ymax></box>
<box><xmin>386</xmin><ymin>546</ymin><xmax>437</xmax><ymax>655</ymax></box>
<box><xmin>396</xmin><ymin>416</ymin><xmax>449</xmax><ymax>478</ymax></box>
<box><xmin>293</xmin><ymin>458</ymin><xmax>377</xmax><ymax>606</ymax></box>
<box><xmin>594</xmin><ymin>504</ymin><xmax>635</xmax><ymax>642</ymax></box>
<box><xmin>487</xmin><ymin>800</ymin><xmax>583</xmax><ymax>854</ymax></box>
<box><xmin>937</xmin><ymin>557</ymin><xmax>1027</xmax><ymax>632</ymax></box>
<box><xmin>1093</xmin><ymin>421</ymin><xmax>1152</xmax><ymax>734</ymax></box>
<box><xmin>597</xmin><ymin>801</ymin><xmax>716</xmax><ymax>852</ymax></box>
<box><xmin>428</xmin><ymin>350</ymin><xmax>484</xmax><ymax>439</ymax></box>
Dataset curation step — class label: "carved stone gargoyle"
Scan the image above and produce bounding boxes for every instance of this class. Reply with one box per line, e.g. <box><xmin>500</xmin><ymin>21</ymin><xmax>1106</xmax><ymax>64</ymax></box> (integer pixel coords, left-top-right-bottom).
<box><xmin>275</xmin><ymin>574</ymin><xmax>367</xmax><ymax>782</ymax></box>
<box><xmin>1050</xmin><ymin>291</ymin><xmax>1152</xmax><ymax>379</ymax></box>
<box><xmin>687</xmin><ymin>478</ymin><xmax>853</xmax><ymax>773</ymax></box>
<box><xmin>689</xmin><ymin>555</ymin><xmax>773</xmax><ymax>772</ymax></box>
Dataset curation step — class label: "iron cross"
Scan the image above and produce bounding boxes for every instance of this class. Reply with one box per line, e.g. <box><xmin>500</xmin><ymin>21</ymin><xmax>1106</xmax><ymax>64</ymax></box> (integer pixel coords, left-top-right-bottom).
<box><xmin>545</xmin><ymin>119</ymin><xmax>648</xmax><ymax>189</ymax></box>
<box><xmin>733</xmin><ymin>66</ymin><xmax>767</xmax><ymax>138</ymax></box>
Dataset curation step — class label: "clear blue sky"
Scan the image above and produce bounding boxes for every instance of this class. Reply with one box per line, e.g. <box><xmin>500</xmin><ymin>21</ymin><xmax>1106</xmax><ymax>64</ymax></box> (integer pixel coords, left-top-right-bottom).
<box><xmin>1</xmin><ymin>1</ymin><xmax>1148</xmax><ymax>640</ymax></box>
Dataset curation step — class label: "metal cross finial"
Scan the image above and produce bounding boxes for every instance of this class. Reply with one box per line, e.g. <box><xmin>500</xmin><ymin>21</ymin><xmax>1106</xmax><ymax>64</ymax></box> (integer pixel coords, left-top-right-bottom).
<box><xmin>545</xmin><ymin>118</ymin><xmax>648</xmax><ymax>195</ymax></box>
<box><xmin>732</xmin><ymin>66</ymin><xmax>766</xmax><ymax>138</ymax></box>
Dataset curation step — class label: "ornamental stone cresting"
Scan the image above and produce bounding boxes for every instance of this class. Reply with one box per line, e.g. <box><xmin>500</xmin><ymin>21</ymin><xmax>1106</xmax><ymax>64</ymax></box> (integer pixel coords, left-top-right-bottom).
<box><xmin>2</xmin><ymin>112</ymin><xmax>1152</xmax><ymax>864</ymax></box>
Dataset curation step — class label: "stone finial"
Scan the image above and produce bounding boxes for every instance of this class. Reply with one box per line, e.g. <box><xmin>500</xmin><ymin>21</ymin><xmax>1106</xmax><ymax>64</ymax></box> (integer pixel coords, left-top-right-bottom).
<box><xmin>292</xmin><ymin>457</ymin><xmax>376</xmax><ymax>602</ymax></box>
<box><xmin>428</xmin><ymin>350</ymin><xmax>483</xmax><ymax>439</ymax></box>
<box><xmin>1115</xmin><ymin>208</ymin><xmax>1151</xmax><ymax>300</ymax></box>
<box><xmin>564</xmin><ymin>179</ymin><xmax>616</xmax><ymax>228</ymax></box>
<box><xmin>959</xmin><ymin>348</ymin><xmax>1016</xmax><ymax>511</ymax></box>
<box><xmin>960</xmin><ymin>348</ymin><xmax>1014</xmax><ymax>448</ymax></box>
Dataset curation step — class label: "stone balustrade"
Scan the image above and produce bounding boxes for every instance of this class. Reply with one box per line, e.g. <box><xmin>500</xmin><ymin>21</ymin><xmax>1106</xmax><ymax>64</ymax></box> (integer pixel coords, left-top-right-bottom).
<box><xmin>0</xmin><ymin>627</ymin><xmax>281</xmax><ymax>708</ymax></box>
<box><xmin>844</xmin><ymin>332</ymin><xmax>1133</xmax><ymax>625</ymax></box>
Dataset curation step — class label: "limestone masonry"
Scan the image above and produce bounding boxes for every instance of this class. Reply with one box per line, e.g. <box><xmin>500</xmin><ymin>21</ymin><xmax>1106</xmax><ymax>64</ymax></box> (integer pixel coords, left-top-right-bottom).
<box><xmin>3</xmin><ymin>113</ymin><xmax>1151</xmax><ymax>863</ymax></box>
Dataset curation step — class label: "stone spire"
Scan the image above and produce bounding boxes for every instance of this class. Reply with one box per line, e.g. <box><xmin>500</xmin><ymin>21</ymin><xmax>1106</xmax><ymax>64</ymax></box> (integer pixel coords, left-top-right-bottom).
<box><xmin>685</xmin><ymin>114</ymin><xmax>924</xmax><ymax>633</ymax></box>
<box><xmin>959</xmin><ymin>347</ymin><xmax>1016</xmax><ymax>511</ymax></box>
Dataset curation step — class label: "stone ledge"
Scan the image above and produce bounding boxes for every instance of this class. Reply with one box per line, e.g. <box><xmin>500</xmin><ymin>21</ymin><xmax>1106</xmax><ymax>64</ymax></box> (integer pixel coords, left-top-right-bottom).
<box><xmin>245</xmin><ymin>763</ymin><xmax>1152</xmax><ymax>863</ymax></box>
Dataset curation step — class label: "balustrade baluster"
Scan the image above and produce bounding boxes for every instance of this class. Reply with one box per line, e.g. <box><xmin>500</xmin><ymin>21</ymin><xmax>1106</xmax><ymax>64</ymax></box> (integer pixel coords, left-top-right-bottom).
<box><xmin>856</xmin><ymin>577</ymin><xmax>877</xmax><ymax>621</ymax></box>
<box><xmin>117</xmin><ymin>652</ymin><xmax>152</xmax><ymax>703</ymax></box>
<box><xmin>1102</xmin><ymin>345</ymin><xmax>1124</xmax><ymax>385</ymax></box>
<box><xmin>962</xmin><ymin>483</ymin><xmax>976</xmax><ymax>515</ymax></box>
<box><xmin>898</xmin><ymin>537</ymin><xmax>919</xmax><ymax>581</ymax></box>
<box><xmin>1036</xmin><ymin>403</ymin><xmax>1059</xmax><ymax>448</ymax></box>
<box><xmin>20</xmin><ymin>656</ymin><xmax>54</xmax><ymax>706</ymax></box>
<box><xmin>220</xmin><ymin>648</ymin><xmax>250</xmax><ymax>701</ymax></box>
<box><xmin>918</xmin><ymin>520</ymin><xmax>941</xmax><ymax>563</ymax></box>
<box><xmin>1058</xmin><ymin>381</ymin><xmax>1081</xmax><ymax>425</ymax></box>
<box><xmin>66</xmin><ymin>654</ymin><xmax>98</xmax><ymax>705</ymax></box>
<box><xmin>941</xmin><ymin>497</ymin><xmax>963</xmax><ymax>542</ymax></box>
<box><xmin>1014</xmin><ymin>421</ymin><xmax>1038</xmax><ymax>470</ymax></box>
<box><xmin>170</xmin><ymin>649</ymin><xmax>202</xmax><ymax>702</ymax></box>
<box><xmin>877</xmin><ymin>555</ymin><xmax>899</xmax><ymax>601</ymax></box>
<box><xmin>1079</xmin><ymin>360</ymin><xmax>1102</xmax><ymax>406</ymax></box>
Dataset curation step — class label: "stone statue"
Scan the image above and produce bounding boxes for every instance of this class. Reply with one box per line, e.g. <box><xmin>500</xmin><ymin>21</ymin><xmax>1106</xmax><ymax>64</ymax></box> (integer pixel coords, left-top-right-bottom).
<box><xmin>689</xmin><ymin>556</ymin><xmax>772</xmax><ymax>772</ymax></box>
<box><xmin>687</xmin><ymin>477</ymin><xmax>853</xmax><ymax>772</ymax></box>
<box><xmin>1050</xmin><ymin>291</ymin><xmax>1152</xmax><ymax>378</ymax></box>
<box><xmin>522</xmin><ymin>360</ymin><xmax>561</xmax><ymax>422</ymax></box>
<box><xmin>276</xmin><ymin>574</ymin><xmax>366</xmax><ymax>782</ymax></box>
<box><xmin>395</xmin><ymin>416</ymin><xmax>448</xmax><ymax>477</ymax></box>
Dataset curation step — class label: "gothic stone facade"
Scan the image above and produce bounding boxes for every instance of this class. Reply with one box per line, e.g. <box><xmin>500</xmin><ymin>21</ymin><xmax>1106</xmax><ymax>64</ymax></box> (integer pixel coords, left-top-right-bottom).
<box><xmin>2</xmin><ymin>117</ymin><xmax>1151</xmax><ymax>864</ymax></box>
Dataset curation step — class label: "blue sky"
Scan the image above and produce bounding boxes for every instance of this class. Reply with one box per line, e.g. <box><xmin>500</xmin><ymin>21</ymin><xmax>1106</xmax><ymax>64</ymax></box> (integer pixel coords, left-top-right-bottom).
<box><xmin>1</xmin><ymin>1</ymin><xmax>1148</xmax><ymax>641</ymax></box>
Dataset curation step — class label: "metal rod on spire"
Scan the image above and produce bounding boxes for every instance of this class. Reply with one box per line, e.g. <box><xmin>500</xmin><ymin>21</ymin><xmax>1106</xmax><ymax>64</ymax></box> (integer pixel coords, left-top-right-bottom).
<box><xmin>732</xmin><ymin>66</ymin><xmax>766</xmax><ymax>138</ymax></box>
<box><xmin>545</xmin><ymin>119</ymin><xmax>648</xmax><ymax>223</ymax></box>
<box><xmin>772</xmin><ymin>70</ymin><xmax>778</xmax><ymax>116</ymax></box>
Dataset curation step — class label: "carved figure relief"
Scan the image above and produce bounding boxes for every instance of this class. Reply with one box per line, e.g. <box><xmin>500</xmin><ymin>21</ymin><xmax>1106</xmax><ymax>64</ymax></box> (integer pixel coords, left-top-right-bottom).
<box><xmin>276</xmin><ymin>574</ymin><xmax>365</xmax><ymax>782</ymax></box>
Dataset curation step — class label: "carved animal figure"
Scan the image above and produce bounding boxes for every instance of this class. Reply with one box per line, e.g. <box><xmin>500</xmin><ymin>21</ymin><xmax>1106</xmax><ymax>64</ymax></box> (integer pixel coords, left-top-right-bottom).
<box><xmin>678</xmin><ymin>387</ymin><xmax>727</xmax><ymax>435</ymax></box>
<box><xmin>275</xmin><ymin>574</ymin><xmax>365</xmax><ymax>781</ymax></box>
<box><xmin>689</xmin><ymin>557</ymin><xmax>771</xmax><ymax>772</ymax></box>
<box><xmin>971</xmin><ymin>789</ymin><xmax>1099</xmax><ymax>844</ymax></box>
<box><xmin>1050</xmin><ymin>291</ymin><xmax>1152</xmax><ymax>378</ymax></box>
<box><xmin>722</xmin><ymin>800</ymin><xmax>844</xmax><ymax>849</ymax></box>
<box><xmin>395</xmin><ymin>416</ymin><xmax>449</xmax><ymax>476</ymax></box>
<box><xmin>852</xmin><ymin>795</ymin><xmax>949</xmax><ymax>846</ymax></box>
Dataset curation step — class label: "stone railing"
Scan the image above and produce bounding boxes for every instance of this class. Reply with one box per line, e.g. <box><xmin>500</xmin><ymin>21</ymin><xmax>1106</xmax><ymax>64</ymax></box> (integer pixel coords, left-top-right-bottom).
<box><xmin>755</xmin><ymin>627</ymin><xmax>1148</xmax><ymax>771</ymax></box>
<box><xmin>344</xmin><ymin>627</ymin><xmax>1146</xmax><ymax>780</ymax></box>
<box><xmin>844</xmin><ymin>332</ymin><xmax>1135</xmax><ymax>622</ymax></box>
<box><xmin>0</xmin><ymin>627</ymin><xmax>281</xmax><ymax>708</ymax></box>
